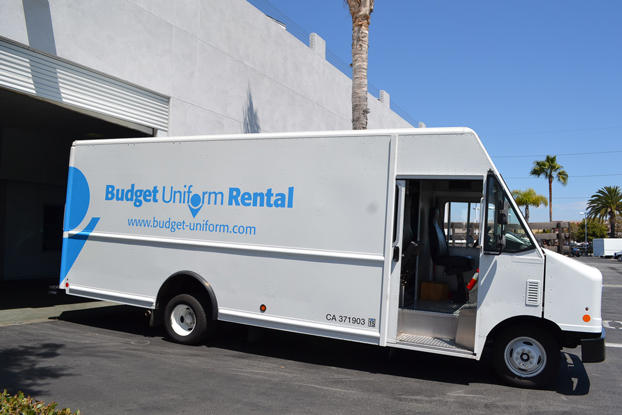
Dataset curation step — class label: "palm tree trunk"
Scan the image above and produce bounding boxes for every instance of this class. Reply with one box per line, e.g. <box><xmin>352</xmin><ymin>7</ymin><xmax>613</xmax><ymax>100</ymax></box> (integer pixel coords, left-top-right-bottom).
<box><xmin>610</xmin><ymin>211</ymin><xmax>616</xmax><ymax>238</ymax></box>
<box><xmin>349</xmin><ymin>1</ymin><xmax>372</xmax><ymax>130</ymax></box>
<box><xmin>525</xmin><ymin>205</ymin><xmax>530</xmax><ymax>223</ymax></box>
<box><xmin>548</xmin><ymin>177</ymin><xmax>553</xmax><ymax>222</ymax></box>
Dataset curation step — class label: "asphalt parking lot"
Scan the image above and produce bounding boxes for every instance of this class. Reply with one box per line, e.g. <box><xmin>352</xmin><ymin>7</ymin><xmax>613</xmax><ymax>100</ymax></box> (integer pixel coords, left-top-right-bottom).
<box><xmin>1</xmin><ymin>256</ymin><xmax>621</xmax><ymax>414</ymax></box>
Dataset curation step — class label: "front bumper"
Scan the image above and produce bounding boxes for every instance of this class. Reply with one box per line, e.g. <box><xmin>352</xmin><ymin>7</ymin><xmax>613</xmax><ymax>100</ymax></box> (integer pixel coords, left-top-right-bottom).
<box><xmin>581</xmin><ymin>328</ymin><xmax>606</xmax><ymax>363</ymax></box>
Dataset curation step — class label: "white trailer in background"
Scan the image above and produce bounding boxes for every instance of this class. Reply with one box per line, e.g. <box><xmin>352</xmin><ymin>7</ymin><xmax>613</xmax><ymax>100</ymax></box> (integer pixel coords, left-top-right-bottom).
<box><xmin>593</xmin><ymin>238</ymin><xmax>622</xmax><ymax>258</ymax></box>
<box><xmin>61</xmin><ymin>128</ymin><xmax>605</xmax><ymax>388</ymax></box>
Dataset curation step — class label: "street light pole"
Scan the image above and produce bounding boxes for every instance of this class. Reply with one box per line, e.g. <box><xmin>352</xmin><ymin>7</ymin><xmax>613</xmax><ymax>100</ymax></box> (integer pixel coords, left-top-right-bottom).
<box><xmin>580</xmin><ymin>212</ymin><xmax>588</xmax><ymax>255</ymax></box>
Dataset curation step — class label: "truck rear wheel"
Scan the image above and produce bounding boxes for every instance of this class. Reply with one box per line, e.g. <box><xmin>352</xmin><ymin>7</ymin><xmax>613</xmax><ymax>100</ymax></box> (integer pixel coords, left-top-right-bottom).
<box><xmin>164</xmin><ymin>293</ymin><xmax>209</xmax><ymax>345</ymax></box>
<box><xmin>492</xmin><ymin>325</ymin><xmax>560</xmax><ymax>388</ymax></box>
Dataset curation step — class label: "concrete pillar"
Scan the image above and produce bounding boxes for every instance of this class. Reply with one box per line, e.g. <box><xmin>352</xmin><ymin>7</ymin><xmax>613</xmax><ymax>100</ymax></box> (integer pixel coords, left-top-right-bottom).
<box><xmin>309</xmin><ymin>33</ymin><xmax>325</xmax><ymax>59</ymax></box>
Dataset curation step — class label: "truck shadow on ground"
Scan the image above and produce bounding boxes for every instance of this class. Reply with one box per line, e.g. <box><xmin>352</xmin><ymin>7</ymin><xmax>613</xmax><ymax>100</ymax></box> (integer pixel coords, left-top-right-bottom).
<box><xmin>208</xmin><ymin>323</ymin><xmax>591</xmax><ymax>395</ymax></box>
<box><xmin>0</xmin><ymin>278</ymin><xmax>97</xmax><ymax>310</ymax></box>
<box><xmin>57</xmin><ymin>304</ymin><xmax>159</xmax><ymax>338</ymax></box>
<box><xmin>58</xmin><ymin>306</ymin><xmax>590</xmax><ymax>395</ymax></box>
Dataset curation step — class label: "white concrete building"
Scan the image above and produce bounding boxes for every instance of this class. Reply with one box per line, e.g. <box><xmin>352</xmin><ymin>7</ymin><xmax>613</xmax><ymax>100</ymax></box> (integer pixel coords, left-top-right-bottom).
<box><xmin>0</xmin><ymin>0</ymin><xmax>412</xmax><ymax>281</ymax></box>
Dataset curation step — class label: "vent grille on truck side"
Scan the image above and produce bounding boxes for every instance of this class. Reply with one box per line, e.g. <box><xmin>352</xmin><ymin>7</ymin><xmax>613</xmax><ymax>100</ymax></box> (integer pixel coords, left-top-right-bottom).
<box><xmin>526</xmin><ymin>280</ymin><xmax>541</xmax><ymax>306</ymax></box>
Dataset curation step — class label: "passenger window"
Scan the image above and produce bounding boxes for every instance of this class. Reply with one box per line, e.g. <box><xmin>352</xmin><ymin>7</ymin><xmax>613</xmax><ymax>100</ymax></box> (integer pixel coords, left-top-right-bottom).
<box><xmin>444</xmin><ymin>202</ymin><xmax>479</xmax><ymax>248</ymax></box>
<box><xmin>485</xmin><ymin>176</ymin><xmax>535</xmax><ymax>253</ymax></box>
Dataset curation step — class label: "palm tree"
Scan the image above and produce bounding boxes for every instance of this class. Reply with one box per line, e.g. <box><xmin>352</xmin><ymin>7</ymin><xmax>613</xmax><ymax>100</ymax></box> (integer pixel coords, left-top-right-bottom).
<box><xmin>344</xmin><ymin>0</ymin><xmax>374</xmax><ymax>130</ymax></box>
<box><xmin>511</xmin><ymin>188</ymin><xmax>548</xmax><ymax>223</ymax></box>
<box><xmin>586</xmin><ymin>186</ymin><xmax>622</xmax><ymax>238</ymax></box>
<box><xmin>529</xmin><ymin>155</ymin><xmax>568</xmax><ymax>222</ymax></box>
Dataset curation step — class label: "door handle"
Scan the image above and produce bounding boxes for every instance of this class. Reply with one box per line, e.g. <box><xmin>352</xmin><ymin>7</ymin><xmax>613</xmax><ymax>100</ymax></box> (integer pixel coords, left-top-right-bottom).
<box><xmin>393</xmin><ymin>246</ymin><xmax>400</xmax><ymax>262</ymax></box>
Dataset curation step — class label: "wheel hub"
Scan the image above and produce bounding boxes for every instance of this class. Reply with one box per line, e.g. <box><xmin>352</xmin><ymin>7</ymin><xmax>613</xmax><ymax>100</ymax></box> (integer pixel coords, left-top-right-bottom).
<box><xmin>182</xmin><ymin>310</ymin><xmax>195</xmax><ymax>327</ymax></box>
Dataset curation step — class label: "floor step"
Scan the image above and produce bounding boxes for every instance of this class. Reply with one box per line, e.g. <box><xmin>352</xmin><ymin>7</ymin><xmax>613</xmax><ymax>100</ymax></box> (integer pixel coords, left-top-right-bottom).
<box><xmin>396</xmin><ymin>333</ymin><xmax>471</xmax><ymax>353</ymax></box>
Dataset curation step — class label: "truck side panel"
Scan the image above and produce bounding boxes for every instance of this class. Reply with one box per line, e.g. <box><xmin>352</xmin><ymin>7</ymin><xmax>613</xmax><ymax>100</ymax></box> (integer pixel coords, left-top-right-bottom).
<box><xmin>63</xmin><ymin>135</ymin><xmax>393</xmax><ymax>342</ymax></box>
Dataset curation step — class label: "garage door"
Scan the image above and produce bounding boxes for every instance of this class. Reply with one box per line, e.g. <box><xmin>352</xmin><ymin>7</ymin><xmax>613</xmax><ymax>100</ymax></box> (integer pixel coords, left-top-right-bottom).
<box><xmin>0</xmin><ymin>39</ymin><xmax>169</xmax><ymax>132</ymax></box>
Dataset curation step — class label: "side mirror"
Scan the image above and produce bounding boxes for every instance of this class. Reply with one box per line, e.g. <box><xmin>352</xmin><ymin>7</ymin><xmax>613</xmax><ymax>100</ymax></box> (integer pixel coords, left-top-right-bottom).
<box><xmin>497</xmin><ymin>200</ymin><xmax>509</xmax><ymax>225</ymax></box>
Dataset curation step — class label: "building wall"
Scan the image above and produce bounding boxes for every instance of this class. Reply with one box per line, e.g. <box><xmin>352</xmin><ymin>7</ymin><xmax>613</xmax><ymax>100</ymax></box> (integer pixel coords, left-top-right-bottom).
<box><xmin>0</xmin><ymin>0</ymin><xmax>413</xmax><ymax>280</ymax></box>
<box><xmin>0</xmin><ymin>0</ymin><xmax>411</xmax><ymax>137</ymax></box>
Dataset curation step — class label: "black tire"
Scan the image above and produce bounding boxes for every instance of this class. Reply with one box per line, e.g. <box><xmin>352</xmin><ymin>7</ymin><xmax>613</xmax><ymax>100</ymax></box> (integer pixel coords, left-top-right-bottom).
<box><xmin>492</xmin><ymin>325</ymin><xmax>561</xmax><ymax>388</ymax></box>
<box><xmin>164</xmin><ymin>293</ymin><xmax>210</xmax><ymax>345</ymax></box>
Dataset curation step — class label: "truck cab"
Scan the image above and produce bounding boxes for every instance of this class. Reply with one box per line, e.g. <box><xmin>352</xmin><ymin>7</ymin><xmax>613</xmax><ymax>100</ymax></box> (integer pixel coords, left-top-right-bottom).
<box><xmin>388</xmin><ymin>163</ymin><xmax>605</xmax><ymax>388</ymax></box>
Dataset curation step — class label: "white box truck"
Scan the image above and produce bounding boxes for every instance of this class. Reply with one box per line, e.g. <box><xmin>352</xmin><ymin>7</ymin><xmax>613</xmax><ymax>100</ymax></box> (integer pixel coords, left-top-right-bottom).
<box><xmin>61</xmin><ymin>128</ymin><xmax>605</xmax><ymax>388</ymax></box>
<box><xmin>592</xmin><ymin>238</ymin><xmax>622</xmax><ymax>257</ymax></box>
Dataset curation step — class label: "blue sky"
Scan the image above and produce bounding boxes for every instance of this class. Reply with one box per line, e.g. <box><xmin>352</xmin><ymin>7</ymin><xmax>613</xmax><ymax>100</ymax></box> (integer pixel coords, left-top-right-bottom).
<box><xmin>254</xmin><ymin>0</ymin><xmax>622</xmax><ymax>223</ymax></box>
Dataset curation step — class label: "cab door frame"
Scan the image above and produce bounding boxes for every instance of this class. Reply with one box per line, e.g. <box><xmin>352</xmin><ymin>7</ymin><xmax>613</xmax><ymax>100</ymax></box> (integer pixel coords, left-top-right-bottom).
<box><xmin>474</xmin><ymin>172</ymin><xmax>545</xmax><ymax>355</ymax></box>
<box><xmin>385</xmin><ymin>180</ymin><xmax>406</xmax><ymax>343</ymax></box>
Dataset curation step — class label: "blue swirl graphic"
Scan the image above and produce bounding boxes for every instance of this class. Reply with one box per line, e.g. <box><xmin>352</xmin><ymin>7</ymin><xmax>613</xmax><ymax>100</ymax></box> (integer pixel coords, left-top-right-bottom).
<box><xmin>64</xmin><ymin>167</ymin><xmax>90</xmax><ymax>231</ymax></box>
<box><xmin>61</xmin><ymin>167</ymin><xmax>99</xmax><ymax>282</ymax></box>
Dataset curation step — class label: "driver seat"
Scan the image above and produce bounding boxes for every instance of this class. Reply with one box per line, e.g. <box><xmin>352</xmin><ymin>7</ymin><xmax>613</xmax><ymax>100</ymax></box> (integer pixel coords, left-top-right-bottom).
<box><xmin>428</xmin><ymin>207</ymin><xmax>473</xmax><ymax>303</ymax></box>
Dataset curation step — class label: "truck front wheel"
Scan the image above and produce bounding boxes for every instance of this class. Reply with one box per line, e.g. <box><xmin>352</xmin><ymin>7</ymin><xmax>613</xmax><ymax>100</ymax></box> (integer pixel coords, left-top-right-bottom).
<box><xmin>492</xmin><ymin>325</ymin><xmax>561</xmax><ymax>388</ymax></box>
<box><xmin>164</xmin><ymin>293</ymin><xmax>209</xmax><ymax>345</ymax></box>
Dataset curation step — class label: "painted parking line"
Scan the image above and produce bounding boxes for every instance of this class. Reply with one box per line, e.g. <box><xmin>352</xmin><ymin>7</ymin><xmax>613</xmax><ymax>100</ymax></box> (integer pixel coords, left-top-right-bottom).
<box><xmin>606</xmin><ymin>343</ymin><xmax>622</xmax><ymax>348</ymax></box>
<box><xmin>603</xmin><ymin>321</ymin><xmax>622</xmax><ymax>329</ymax></box>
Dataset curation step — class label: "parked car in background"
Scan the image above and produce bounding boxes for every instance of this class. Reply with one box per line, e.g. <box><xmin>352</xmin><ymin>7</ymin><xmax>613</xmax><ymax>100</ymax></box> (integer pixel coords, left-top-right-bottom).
<box><xmin>575</xmin><ymin>241</ymin><xmax>592</xmax><ymax>255</ymax></box>
<box><xmin>614</xmin><ymin>250</ymin><xmax>622</xmax><ymax>262</ymax></box>
<box><xmin>569</xmin><ymin>242</ymin><xmax>583</xmax><ymax>257</ymax></box>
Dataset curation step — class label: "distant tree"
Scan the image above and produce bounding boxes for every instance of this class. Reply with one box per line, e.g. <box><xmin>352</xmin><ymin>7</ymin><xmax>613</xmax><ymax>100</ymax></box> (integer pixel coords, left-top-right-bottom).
<box><xmin>511</xmin><ymin>188</ymin><xmax>548</xmax><ymax>223</ymax></box>
<box><xmin>586</xmin><ymin>185</ymin><xmax>622</xmax><ymax>238</ymax></box>
<box><xmin>529</xmin><ymin>155</ymin><xmax>568</xmax><ymax>222</ymax></box>
<box><xmin>344</xmin><ymin>0</ymin><xmax>374</xmax><ymax>130</ymax></box>
<box><xmin>572</xmin><ymin>219</ymin><xmax>608</xmax><ymax>243</ymax></box>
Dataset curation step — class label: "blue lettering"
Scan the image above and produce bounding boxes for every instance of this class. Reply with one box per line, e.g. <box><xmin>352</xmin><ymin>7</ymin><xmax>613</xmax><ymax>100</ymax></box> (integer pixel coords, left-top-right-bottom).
<box><xmin>133</xmin><ymin>189</ymin><xmax>144</xmax><ymax>207</ymax></box>
<box><xmin>162</xmin><ymin>186</ymin><xmax>173</xmax><ymax>203</ymax></box>
<box><xmin>125</xmin><ymin>184</ymin><xmax>135</xmax><ymax>202</ymax></box>
<box><xmin>241</xmin><ymin>192</ymin><xmax>252</xmax><ymax>207</ymax></box>
<box><xmin>252</xmin><ymin>192</ymin><xmax>264</xmax><ymax>207</ymax></box>
<box><xmin>105</xmin><ymin>185</ymin><xmax>115</xmax><ymax>200</ymax></box>
<box><xmin>274</xmin><ymin>192</ymin><xmax>286</xmax><ymax>208</ymax></box>
<box><xmin>173</xmin><ymin>190</ymin><xmax>182</xmax><ymax>203</ymax></box>
<box><xmin>184</xmin><ymin>185</ymin><xmax>192</xmax><ymax>204</ymax></box>
<box><xmin>227</xmin><ymin>187</ymin><xmax>294</xmax><ymax>208</ymax></box>
<box><xmin>265</xmin><ymin>188</ymin><xmax>274</xmax><ymax>207</ymax></box>
<box><xmin>287</xmin><ymin>187</ymin><xmax>294</xmax><ymax>208</ymax></box>
<box><xmin>228</xmin><ymin>188</ymin><xmax>241</xmax><ymax>206</ymax></box>
<box><xmin>203</xmin><ymin>191</ymin><xmax>224</xmax><ymax>205</ymax></box>
<box><xmin>105</xmin><ymin>184</ymin><xmax>293</xmax><ymax>210</ymax></box>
